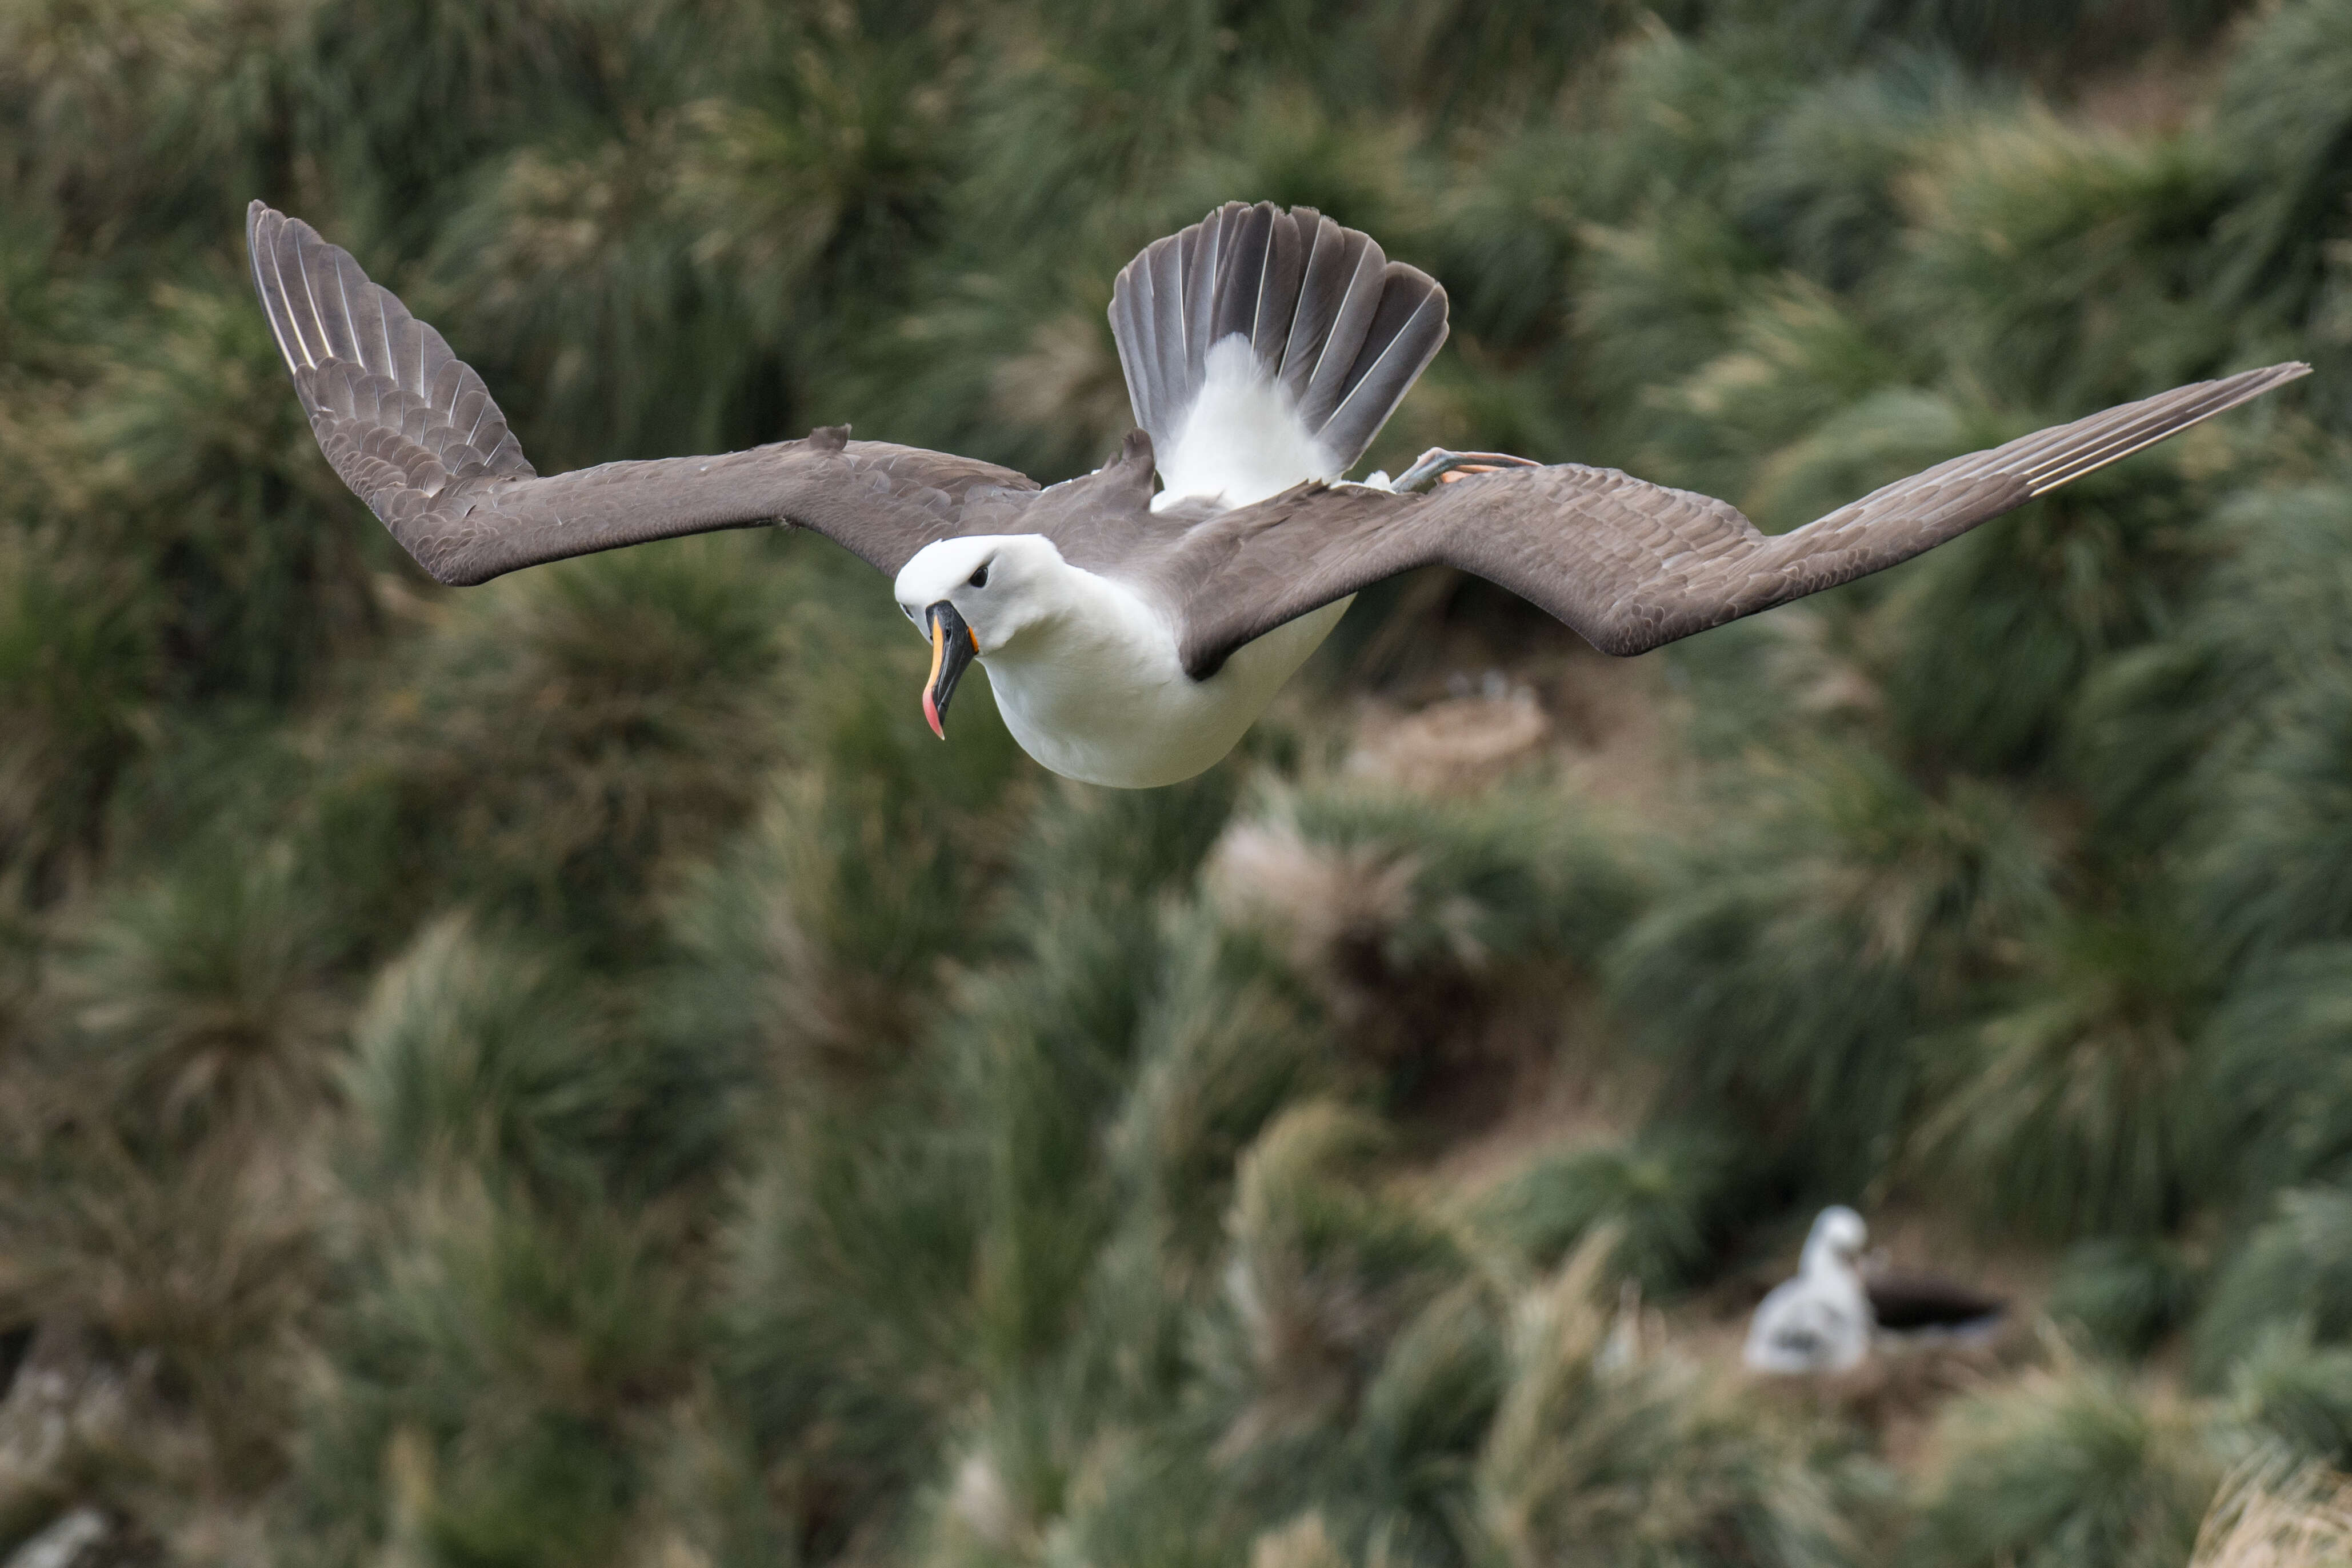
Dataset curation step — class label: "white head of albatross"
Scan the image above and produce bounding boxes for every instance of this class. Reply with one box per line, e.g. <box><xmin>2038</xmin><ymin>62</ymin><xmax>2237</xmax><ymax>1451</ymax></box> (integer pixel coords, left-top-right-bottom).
<box><xmin>1743</xmin><ymin>1205</ymin><xmax>1872</xmax><ymax>1375</ymax></box>
<box><xmin>892</xmin><ymin>533</ymin><xmax>1068</xmax><ymax>737</ymax></box>
<box><xmin>245</xmin><ymin>193</ymin><xmax>2310</xmax><ymax>789</ymax></box>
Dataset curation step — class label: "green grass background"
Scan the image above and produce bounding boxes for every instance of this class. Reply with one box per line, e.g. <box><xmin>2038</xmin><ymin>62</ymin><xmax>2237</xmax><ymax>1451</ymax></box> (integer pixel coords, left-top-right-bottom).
<box><xmin>2</xmin><ymin>0</ymin><xmax>2351</xmax><ymax>1561</ymax></box>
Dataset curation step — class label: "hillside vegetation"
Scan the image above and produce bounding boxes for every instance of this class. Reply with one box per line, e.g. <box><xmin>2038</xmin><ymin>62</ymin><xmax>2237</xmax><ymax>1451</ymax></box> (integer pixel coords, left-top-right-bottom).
<box><xmin>2</xmin><ymin>0</ymin><xmax>2351</xmax><ymax>1563</ymax></box>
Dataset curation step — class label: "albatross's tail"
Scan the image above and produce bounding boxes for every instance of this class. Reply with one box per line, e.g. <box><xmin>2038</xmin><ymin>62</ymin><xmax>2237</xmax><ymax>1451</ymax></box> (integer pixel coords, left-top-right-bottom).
<box><xmin>1110</xmin><ymin>202</ymin><xmax>1447</xmax><ymax>510</ymax></box>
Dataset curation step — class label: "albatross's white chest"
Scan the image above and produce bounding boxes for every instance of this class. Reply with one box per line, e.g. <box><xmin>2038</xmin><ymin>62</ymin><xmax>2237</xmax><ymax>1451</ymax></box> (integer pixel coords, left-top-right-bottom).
<box><xmin>978</xmin><ymin>569</ymin><xmax>1351</xmax><ymax>790</ymax></box>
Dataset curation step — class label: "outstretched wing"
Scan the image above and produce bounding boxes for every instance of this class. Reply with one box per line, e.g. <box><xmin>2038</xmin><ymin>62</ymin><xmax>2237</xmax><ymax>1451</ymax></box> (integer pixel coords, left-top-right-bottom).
<box><xmin>1159</xmin><ymin>362</ymin><xmax>2311</xmax><ymax>676</ymax></box>
<box><xmin>247</xmin><ymin>202</ymin><xmax>1038</xmax><ymax>586</ymax></box>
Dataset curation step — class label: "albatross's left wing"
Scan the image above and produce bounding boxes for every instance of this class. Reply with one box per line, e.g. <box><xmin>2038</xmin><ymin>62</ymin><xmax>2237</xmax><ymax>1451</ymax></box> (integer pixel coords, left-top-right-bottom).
<box><xmin>247</xmin><ymin>202</ymin><xmax>1038</xmax><ymax>586</ymax></box>
<box><xmin>1160</xmin><ymin>362</ymin><xmax>2310</xmax><ymax>676</ymax></box>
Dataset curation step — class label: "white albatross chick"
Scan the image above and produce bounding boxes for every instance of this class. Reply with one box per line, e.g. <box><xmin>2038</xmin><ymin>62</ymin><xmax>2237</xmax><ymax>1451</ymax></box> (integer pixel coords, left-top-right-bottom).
<box><xmin>1743</xmin><ymin>1206</ymin><xmax>1873</xmax><ymax>1375</ymax></box>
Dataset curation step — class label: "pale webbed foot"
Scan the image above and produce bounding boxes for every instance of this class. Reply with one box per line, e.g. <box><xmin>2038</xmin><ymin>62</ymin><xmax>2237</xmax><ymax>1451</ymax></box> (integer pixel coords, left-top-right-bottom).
<box><xmin>1391</xmin><ymin>447</ymin><xmax>1543</xmax><ymax>491</ymax></box>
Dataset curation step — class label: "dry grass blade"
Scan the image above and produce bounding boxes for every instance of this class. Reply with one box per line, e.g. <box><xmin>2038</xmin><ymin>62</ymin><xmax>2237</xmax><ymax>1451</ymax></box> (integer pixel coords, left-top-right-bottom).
<box><xmin>2193</xmin><ymin>1455</ymin><xmax>2352</xmax><ymax>1568</ymax></box>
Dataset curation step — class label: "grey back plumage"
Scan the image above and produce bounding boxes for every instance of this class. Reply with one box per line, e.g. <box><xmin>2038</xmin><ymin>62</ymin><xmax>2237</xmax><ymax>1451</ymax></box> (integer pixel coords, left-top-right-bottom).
<box><xmin>1109</xmin><ymin>203</ymin><xmax>1449</xmax><ymax>475</ymax></box>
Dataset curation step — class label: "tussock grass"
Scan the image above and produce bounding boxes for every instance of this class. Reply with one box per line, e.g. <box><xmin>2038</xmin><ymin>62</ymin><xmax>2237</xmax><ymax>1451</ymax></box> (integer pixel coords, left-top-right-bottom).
<box><xmin>1478</xmin><ymin>1237</ymin><xmax>1857</xmax><ymax>1568</ymax></box>
<box><xmin>1916</xmin><ymin>903</ymin><xmax>2212</xmax><ymax>1239</ymax></box>
<box><xmin>1477</xmin><ymin>1125</ymin><xmax>1741</xmax><ymax>1294</ymax></box>
<box><xmin>0</xmin><ymin>530</ymin><xmax>153</xmax><ymax>899</ymax></box>
<box><xmin>2197</xmin><ymin>1189</ymin><xmax>2352</xmax><ymax>1387</ymax></box>
<box><xmin>2049</xmin><ymin>1237</ymin><xmax>2199</xmax><ymax>1359</ymax></box>
<box><xmin>2192</xmin><ymin>1454</ymin><xmax>2352</xmax><ymax>1568</ymax></box>
<box><xmin>1905</xmin><ymin>1354</ymin><xmax>2219</xmax><ymax>1568</ymax></box>
<box><xmin>2</xmin><ymin>0</ymin><xmax>2349</xmax><ymax>1558</ymax></box>
<box><xmin>364</xmin><ymin>534</ymin><xmax>801</xmax><ymax>955</ymax></box>
<box><xmin>2225</xmin><ymin>1328</ymin><xmax>2352</xmax><ymax>1470</ymax></box>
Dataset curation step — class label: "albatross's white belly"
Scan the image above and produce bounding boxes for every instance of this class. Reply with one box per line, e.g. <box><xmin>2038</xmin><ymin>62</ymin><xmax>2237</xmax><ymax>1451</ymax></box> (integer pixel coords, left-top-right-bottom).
<box><xmin>979</xmin><ymin>594</ymin><xmax>1353</xmax><ymax>789</ymax></box>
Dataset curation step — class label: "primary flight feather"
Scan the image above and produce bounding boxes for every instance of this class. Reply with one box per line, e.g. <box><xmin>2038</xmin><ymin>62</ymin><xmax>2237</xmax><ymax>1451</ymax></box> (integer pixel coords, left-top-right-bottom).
<box><xmin>247</xmin><ymin>198</ymin><xmax>2309</xmax><ymax>788</ymax></box>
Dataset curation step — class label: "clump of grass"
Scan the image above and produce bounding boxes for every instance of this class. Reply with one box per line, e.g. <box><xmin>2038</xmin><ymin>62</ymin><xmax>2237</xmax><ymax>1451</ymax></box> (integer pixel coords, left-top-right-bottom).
<box><xmin>1894</xmin><ymin>110</ymin><xmax>2235</xmax><ymax>410</ymax></box>
<box><xmin>658</xmin><ymin>648</ymin><xmax>1027</xmax><ymax>1087</ymax></box>
<box><xmin>1250</xmin><ymin>1511</ymin><xmax>1350</xmax><ymax>1568</ymax></box>
<box><xmin>1475</xmin><ymin>1235</ymin><xmax>1853</xmax><ymax>1568</ymax></box>
<box><xmin>1015</xmin><ymin>767</ymin><xmax>1240</xmax><ymax>916</ymax></box>
<box><xmin>0</xmin><ymin>0</ymin><xmax>295</xmax><ymax>247</ymax></box>
<box><xmin>1576</xmin><ymin>206</ymin><xmax>1769</xmax><ymax>435</ymax></box>
<box><xmin>941</xmin><ymin>1422</ymin><xmax>1238</xmax><ymax>1568</ymax></box>
<box><xmin>365</xmin><ymin>533</ymin><xmax>798</xmax><ymax>955</ymax></box>
<box><xmin>2047</xmin><ymin>1238</ymin><xmax>2199</xmax><ymax>1359</ymax></box>
<box><xmin>2197</xmin><ymin>676</ymin><xmax>2352</xmax><ymax>968</ymax></box>
<box><xmin>0</xmin><ymin>845</ymin><xmax>338</xmax><ymax>1510</ymax></box>
<box><xmin>1477</xmin><ymin>1125</ymin><xmax>1739</xmax><ymax>1295</ymax></box>
<box><xmin>2165</xmin><ymin>483</ymin><xmax>2352</xmax><ymax>970</ymax></box>
<box><xmin>721</xmin><ymin>1113</ymin><xmax>983</xmax><ymax>1558</ymax></box>
<box><xmin>1730</xmin><ymin>53</ymin><xmax>1993</xmax><ymax>293</ymax></box>
<box><xmin>0</xmin><ymin>529</ymin><xmax>152</xmax><ymax>899</ymax></box>
<box><xmin>78</xmin><ymin>276</ymin><xmax>387</xmax><ymax>704</ymax></box>
<box><xmin>0</xmin><ymin>1141</ymin><xmax>316</xmax><ymax>1499</ymax></box>
<box><xmin>49</xmin><ymin>843</ymin><xmax>340</xmax><ymax>1142</ymax></box>
<box><xmin>2201</xmin><ymin>945</ymin><xmax>2352</xmax><ymax>1199</ymax></box>
<box><xmin>1874</xmin><ymin>471</ymin><xmax>2207</xmax><ymax>779</ymax></box>
<box><xmin>1209</xmin><ymin>786</ymin><xmax>1637</xmax><ymax>1086</ymax></box>
<box><xmin>1914</xmin><ymin>905</ymin><xmax>2211</xmax><ymax>1240</ymax></box>
<box><xmin>298</xmin><ymin>1178</ymin><xmax>697</xmax><ymax>1568</ymax></box>
<box><xmin>429</xmin><ymin>110</ymin><xmax>810</xmax><ymax>467</ymax></box>
<box><xmin>294</xmin><ymin>0</ymin><xmax>615</xmax><ymax>258</ymax></box>
<box><xmin>2224</xmin><ymin>1326</ymin><xmax>2352</xmax><ymax>1469</ymax></box>
<box><xmin>1110</xmin><ymin>910</ymin><xmax>1336</xmax><ymax>1267</ymax></box>
<box><xmin>2207</xmin><ymin>0</ymin><xmax>2352</xmax><ymax>354</ymax></box>
<box><xmin>935</xmin><ymin>779</ymin><xmax>1253</xmax><ymax>1383</ymax></box>
<box><xmin>1905</xmin><ymin>1354</ymin><xmax>2220</xmax><ymax>1568</ymax></box>
<box><xmin>2196</xmin><ymin>1187</ymin><xmax>2352</xmax><ymax>1386</ymax></box>
<box><xmin>344</xmin><ymin>916</ymin><xmax>738</xmax><ymax>1207</ymax></box>
<box><xmin>1611</xmin><ymin>741</ymin><xmax>2056</xmax><ymax>1194</ymax></box>
<box><xmin>1311</xmin><ymin>1281</ymin><xmax>1511</xmax><ymax>1562</ymax></box>
<box><xmin>2191</xmin><ymin>1453</ymin><xmax>2352</xmax><ymax>1568</ymax></box>
<box><xmin>1209</xmin><ymin>1103</ymin><xmax>1464</xmax><ymax>1454</ymax></box>
<box><xmin>1647</xmin><ymin>279</ymin><xmax>1905</xmax><ymax>514</ymax></box>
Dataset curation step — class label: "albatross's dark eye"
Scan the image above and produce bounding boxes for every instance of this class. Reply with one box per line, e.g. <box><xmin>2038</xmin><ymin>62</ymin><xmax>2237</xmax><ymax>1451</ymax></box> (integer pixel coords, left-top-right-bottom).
<box><xmin>969</xmin><ymin>563</ymin><xmax>989</xmax><ymax>589</ymax></box>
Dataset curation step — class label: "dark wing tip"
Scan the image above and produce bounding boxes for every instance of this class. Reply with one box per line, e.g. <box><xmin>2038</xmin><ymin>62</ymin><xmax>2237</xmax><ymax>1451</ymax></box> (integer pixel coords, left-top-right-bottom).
<box><xmin>2019</xmin><ymin>359</ymin><xmax>2316</xmax><ymax>498</ymax></box>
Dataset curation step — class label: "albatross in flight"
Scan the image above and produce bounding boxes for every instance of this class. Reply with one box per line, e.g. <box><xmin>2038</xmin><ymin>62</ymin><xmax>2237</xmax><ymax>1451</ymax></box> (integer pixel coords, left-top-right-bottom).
<box><xmin>246</xmin><ymin>199</ymin><xmax>2308</xmax><ymax>788</ymax></box>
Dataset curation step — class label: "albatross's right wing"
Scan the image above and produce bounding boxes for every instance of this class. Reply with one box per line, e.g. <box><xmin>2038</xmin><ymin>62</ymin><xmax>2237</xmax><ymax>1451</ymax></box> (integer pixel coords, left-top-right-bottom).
<box><xmin>247</xmin><ymin>202</ymin><xmax>1038</xmax><ymax>586</ymax></box>
<box><xmin>1163</xmin><ymin>362</ymin><xmax>2310</xmax><ymax>675</ymax></box>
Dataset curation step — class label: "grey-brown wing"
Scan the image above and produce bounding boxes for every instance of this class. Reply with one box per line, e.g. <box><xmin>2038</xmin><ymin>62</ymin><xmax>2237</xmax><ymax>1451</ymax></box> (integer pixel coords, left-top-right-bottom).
<box><xmin>1165</xmin><ymin>362</ymin><xmax>2311</xmax><ymax>675</ymax></box>
<box><xmin>247</xmin><ymin>201</ymin><xmax>1037</xmax><ymax>586</ymax></box>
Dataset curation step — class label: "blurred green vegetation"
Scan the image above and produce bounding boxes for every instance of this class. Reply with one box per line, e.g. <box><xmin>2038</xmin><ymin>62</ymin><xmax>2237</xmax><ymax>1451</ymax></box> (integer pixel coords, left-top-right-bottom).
<box><xmin>1</xmin><ymin>0</ymin><xmax>2349</xmax><ymax>1562</ymax></box>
